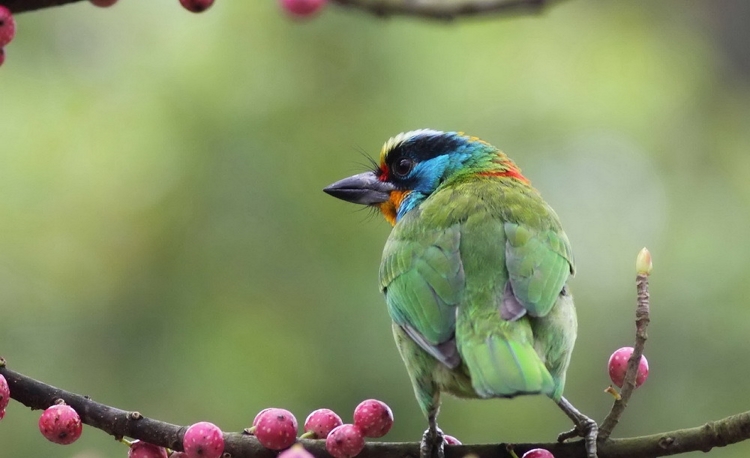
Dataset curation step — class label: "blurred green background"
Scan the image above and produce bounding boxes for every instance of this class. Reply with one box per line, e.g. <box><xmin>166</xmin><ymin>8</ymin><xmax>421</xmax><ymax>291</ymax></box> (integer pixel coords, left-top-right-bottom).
<box><xmin>1</xmin><ymin>0</ymin><xmax>750</xmax><ymax>456</ymax></box>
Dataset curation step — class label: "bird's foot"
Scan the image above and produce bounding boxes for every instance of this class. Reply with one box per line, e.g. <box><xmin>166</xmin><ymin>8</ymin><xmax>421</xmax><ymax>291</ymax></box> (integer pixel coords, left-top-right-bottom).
<box><xmin>556</xmin><ymin>416</ymin><xmax>597</xmax><ymax>458</ymax></box>
<box><xmin>556</xmin><ymin>397</ymin><xmax>598</xmax><ymax>458</ymax></box>
<box><xmin>420</xmin><ymin>427</ymin><xmax>445</xmax><ymax>458</ymax></box>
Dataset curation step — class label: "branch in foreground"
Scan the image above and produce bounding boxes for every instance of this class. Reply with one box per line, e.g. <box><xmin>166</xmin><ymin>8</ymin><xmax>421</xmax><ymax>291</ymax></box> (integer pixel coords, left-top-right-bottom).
<box><xmin>330</xmin><ymin>0</ymin><xmax>567</xmax><ymax>20</ymax></box>
<box><xmin>6</xmin><ymin>0</ymin><xmax>565</xmax><ymax>20</ymax></box>
<box><xmin>4</xmin><ymin>0</ymin><xmax>82</xmax><ymax>14</ymax></box>
<box><xmin>2</xmin><ymin>359</ymin><xmax>750</xmax><ymax>458</ymax></box>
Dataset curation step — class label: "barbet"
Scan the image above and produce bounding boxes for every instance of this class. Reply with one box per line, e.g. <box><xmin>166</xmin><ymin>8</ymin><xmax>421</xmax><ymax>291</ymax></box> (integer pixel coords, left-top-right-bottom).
<box><xmin>324</xmin><ymin>130</ymin><xmax>597</xmax><ymax>458</ymax></box>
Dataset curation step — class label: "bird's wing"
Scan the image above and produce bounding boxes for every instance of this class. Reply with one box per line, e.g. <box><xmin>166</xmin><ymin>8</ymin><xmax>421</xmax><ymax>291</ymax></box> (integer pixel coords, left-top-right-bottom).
<box><xmin>502</xmin><ymin>221</ymin><xmax>574</xmax><ymax>319</ymax></box>
<box><xmin>379</xmin><ymin>221</ymin><xmax>465</xmax><ymax>369</ymax></box>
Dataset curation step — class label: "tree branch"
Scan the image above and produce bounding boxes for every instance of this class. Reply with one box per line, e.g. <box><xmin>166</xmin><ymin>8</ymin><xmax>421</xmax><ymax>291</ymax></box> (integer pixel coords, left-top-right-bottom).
<box><xmin>2</xmin><ymin>358</ymin><xmax>750</xmax><ymax>458</ymax></box>
<box><xmin>5</xmin><ymin>0</ymin><xmax>566</xmax><ymax>20</ymax></box>
<box><xmin>4</xmin><ymin>0</ymin><xmax>83</xmax><ymax>14</ymax></box>
<box><xmin>329</xmin><ymin>0</ymin><xmax>567</xmax><ymax>20</ymax></box>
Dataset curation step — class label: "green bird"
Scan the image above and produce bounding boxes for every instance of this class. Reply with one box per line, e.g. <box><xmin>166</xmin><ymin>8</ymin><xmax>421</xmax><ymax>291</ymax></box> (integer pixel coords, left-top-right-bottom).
<box><xmin>324</xmin><ymin>130</ymin><xmax>597</xmax><ymax>458</ymax></box>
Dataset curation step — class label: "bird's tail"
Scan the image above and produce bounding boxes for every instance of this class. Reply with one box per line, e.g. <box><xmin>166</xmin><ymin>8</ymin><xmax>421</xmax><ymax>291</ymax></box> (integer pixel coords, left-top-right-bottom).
<box><xmin>458</xmin><ymin>318</ymin><xmax>555</xmax><ymax>399</ymax></box>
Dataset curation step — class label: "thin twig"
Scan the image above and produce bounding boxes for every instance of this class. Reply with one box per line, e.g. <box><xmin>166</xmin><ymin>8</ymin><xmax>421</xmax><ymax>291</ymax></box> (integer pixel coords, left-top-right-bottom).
<box><xmin>599</xmin><ymin>248</ymin><xmax>652</xmax><ymax>441</ymax></box>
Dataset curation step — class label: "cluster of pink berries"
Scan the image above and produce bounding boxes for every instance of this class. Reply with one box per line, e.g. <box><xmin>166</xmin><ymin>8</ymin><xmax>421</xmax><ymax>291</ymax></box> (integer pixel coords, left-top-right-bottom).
<box><xmin>0</xmin><ymin>0</ymin><xmax>220</xmax><ymax>68</ymax></box>
<box><xmin>247</xmin><ymin>399</ymin><xmax>394</xmax><ymax>458</ymax></box>
<box><xmin>6</xmin><ymin>390</ymin><xmax>394</xmax><ymax>458</ymax></box>
<box><xmin>1</xmin><ymin>374</ymin><xmax>86</xmax><ymax>445</ymax></box>
<box><xmin>607</xmin><ymin>346</ymin><xmax>649</xmax><ymax>390</ymax></box>
<box><xmin>0</xmin><ymin>0</ymin><xmax>332</xmax><ymax>68</ymax></box>
<box><xmin>120</xmin><ymin>422</ymin><xmax>224</xmax><ymax>458</ymax></box>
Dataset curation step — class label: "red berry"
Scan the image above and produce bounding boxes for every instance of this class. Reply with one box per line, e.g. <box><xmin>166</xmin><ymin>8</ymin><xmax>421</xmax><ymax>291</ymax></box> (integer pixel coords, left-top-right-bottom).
<box><xmin>304</xmin><ymin>408</ymin><xmax>343</xmax><ymax>439</ymax></box>
<box><xmin>129</xmin><ymin>441</ymin><xmax>168</xmax><ymax>458</ymax></box>
<box><xmin>443</xmin><ymin>435</ymin><xmax>461</xmax><ymax>445</ymax></box>
<box><xmin>179</xmin><ymin>0</ymin><xmax>215</xmax><ymax>13</ymax></box>
<box><xmin>0</xmin><ymin>374</ymin><xmax>9</xmax><ymax>416</ymax></box>
<box><xmin>280</xmin><ymin>0</ymin><xmax>326</xmax><ymax>17</ymax></box>
<box><xmin>183</xmin><ymin>422</ymin><xmax>224</xmax><ymax>458</ymax></box>
<box><xmin>89</xmin><ymin>0</ymin><xmax>119</xmax><ymax>6</ymax></box>
<box><xmin>608</xmin><ymin>346</ymin><xmax>649</xmax><ymax>388</ymax></box>
<box><xmin>353</xmin><ymin>399</ymin><xmax>393</xmax><ymax>438</ymax></box>
<box><xmin>38</xmin><ymin>404</ymin><xmax>83</xmax><ymax>445</ymax></box>
<box><xmin>254</xmin><ymin>408</ymin><xmax>298</xmax><ymax>450</ymax></box>
<box><xmin>325</xmin><ymin>424</ymin><xmax>365</xmax><ymax>458</ymax></box>
<box><xmin>278</xmin><ymin>444</ymin><xmax>314</xmax><ymax>458</ymax></box>
<box><xmin>170</xmin><ymin>453</ymin><xmax>189</xmax><ymax>458</ymax></box>
<box><xmin>0</xmin><ymin>6</ymin><xmax>16</xmax><ymax>48</ymax></box>
<box><xmin>522</xmin><ymin>449</ymin><xmax>554</xmax><ymax>458</ymax></box>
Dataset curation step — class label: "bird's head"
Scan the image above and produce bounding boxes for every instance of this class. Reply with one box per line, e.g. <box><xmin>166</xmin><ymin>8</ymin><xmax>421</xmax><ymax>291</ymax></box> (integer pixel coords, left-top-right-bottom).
<box><xmin>324</xmin><ymin>129</ymin><xmax>528</xmax><ymax>225</ymax></box>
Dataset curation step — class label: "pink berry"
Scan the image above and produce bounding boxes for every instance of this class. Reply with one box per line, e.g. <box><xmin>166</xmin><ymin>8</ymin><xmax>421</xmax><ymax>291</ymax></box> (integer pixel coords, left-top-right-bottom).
<box><xmin>89</xmin><ymin>0</ymin><xmax>119</xmax><ymax>6</ymax></box>
<box><xmin>326</xmin><ymin>424</ymin><xmax>365</xmax><ymax>458</ymax></box>
<box><xmin>278</xmin><ymin>444</ymin><xmax>314</xmax><ymax>458</ymax></box>
<box><xmin>443</xmin><ymin>435</ymin><xmax>461</xmax><ymax>445</ymax></box>
<box><xmin>304</xmin><ymin>408</ymin><xmax>343</xmax><ymax>439</ymax></box>
<box><xmin>38</xmin><ymin>404</ymin><xmax>83</xmax><ymax>445</ymax></box>
<box><xmin>254</xmin><ymin>408</ymin><xmax>298</xmax><ymax>450</ymax></box>
<box><xmin>608</xmin><ymin>346</ymin><xmax>649</xmax><ymax>388</ymax></box>
<box><xmin>0</xmin><ymin>374</ymin><xmax>9</xmax><ymax>416</ymax></box>
<box><xmin>353</xmin><ymin>399</ymin><xmax>393</xmax><ymax>438</ymax></box>
<box><xmin>280</xmin><ymin>0</ymin><xmax>326</xmax><ymax>17</ymax></box>
<box><xmin>171</xmin><ymin>453</ymin><xmax>189</xmax><ymax>458</ymax></box>
<box><xmin>179</xmin><ymin>0</ymin><xmax>215</xmax><ymax>13</ymax></box>
<box><xmin>0</xmin><ymin>6</ymin><xmax>16</xmax><ymax>48</ymax></box>
<box><xmin>522</xmin><ymin>449</ymin><xmax>554</xmax><ymax>458</ymax></box>
<box><xmin>129</xmin><ymin>441</ymin><xmax>168</xmax><ymax>458</ymax></box>
<box><xmin>183</xmin><ymin>422</ymin><xmax>224</xmax><ymax>458</ymax></box>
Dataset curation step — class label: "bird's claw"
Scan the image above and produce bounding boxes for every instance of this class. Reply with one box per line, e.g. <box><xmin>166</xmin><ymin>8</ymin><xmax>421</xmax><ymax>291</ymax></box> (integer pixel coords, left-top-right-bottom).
<box><xmin>556</xmin><ymin>397</ymin><xmax>598</xmax><ymax>458</ymax></box>
<box><xmin>557</xmin><ymin>417</ymin><xmax>598</xmax><ymax>458</ymax></box>
<box><xmin>420</xmin><ymin>427</ymin><xmax>445</xmax><ymax>458</ymax></box>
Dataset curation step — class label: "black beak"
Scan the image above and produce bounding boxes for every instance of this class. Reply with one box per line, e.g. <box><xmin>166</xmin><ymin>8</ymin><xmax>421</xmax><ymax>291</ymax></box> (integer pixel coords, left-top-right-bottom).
<box><xmin>324</xmin><ymin>171</ymin><xmax>395</xmax><ymax>205</ymax></box>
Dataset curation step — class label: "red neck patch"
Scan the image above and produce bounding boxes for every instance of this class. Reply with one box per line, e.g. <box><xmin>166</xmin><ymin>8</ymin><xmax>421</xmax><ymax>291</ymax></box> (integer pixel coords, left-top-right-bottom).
<box><xmin>477</xmin><ymin>162</ymin><xmax>529</xmax><ymax>184</ymax></box>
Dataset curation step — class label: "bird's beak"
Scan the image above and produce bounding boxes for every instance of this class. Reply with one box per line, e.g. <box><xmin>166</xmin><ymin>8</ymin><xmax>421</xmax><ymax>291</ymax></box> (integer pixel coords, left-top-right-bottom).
<box><xmin>324</xmin><ymin>171</ymin><xmax>395</xmax><ymax>205</ymax></box>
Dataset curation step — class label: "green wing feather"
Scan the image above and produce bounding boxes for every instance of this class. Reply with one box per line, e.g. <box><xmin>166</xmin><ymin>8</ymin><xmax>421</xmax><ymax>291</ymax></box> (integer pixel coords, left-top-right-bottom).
<box><xmin>380</xmin><ymin>217</ymin><xmax>464</xmax><ymax>367</ymax></box>
<box><xmin>504</xmin><ymin>222</ymin><xmax>574</xmax><ymax>317</ymax></box>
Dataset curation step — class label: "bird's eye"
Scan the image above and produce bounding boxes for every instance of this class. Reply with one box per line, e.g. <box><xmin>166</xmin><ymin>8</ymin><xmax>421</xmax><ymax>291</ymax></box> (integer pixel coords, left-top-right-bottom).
<box><xmin>392</xmin><ymin>158</ymin><xmax>414</xmax><ymax>178</ymax></box>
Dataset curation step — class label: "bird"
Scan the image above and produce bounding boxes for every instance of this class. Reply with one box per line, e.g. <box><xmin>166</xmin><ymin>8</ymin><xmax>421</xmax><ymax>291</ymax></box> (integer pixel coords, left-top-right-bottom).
<box><xmin>324</xmin><ymin>130</ymin><xmax>597</xmax><ymax>458</ymax></box>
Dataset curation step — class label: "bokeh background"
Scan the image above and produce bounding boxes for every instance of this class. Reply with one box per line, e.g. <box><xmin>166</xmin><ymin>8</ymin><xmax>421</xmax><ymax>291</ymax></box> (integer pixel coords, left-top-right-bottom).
<box><xmin>1</xmin><ymin>0</ymin><xmax>750</xmax><ymax>456</ymax></box>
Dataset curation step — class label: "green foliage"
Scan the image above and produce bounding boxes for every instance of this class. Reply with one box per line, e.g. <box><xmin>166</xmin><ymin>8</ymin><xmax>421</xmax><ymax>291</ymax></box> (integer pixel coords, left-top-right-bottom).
<box><xmin>0</xmin><ymin>1</ymin><xmax>748</xmax><ymax>457</ymax></box>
